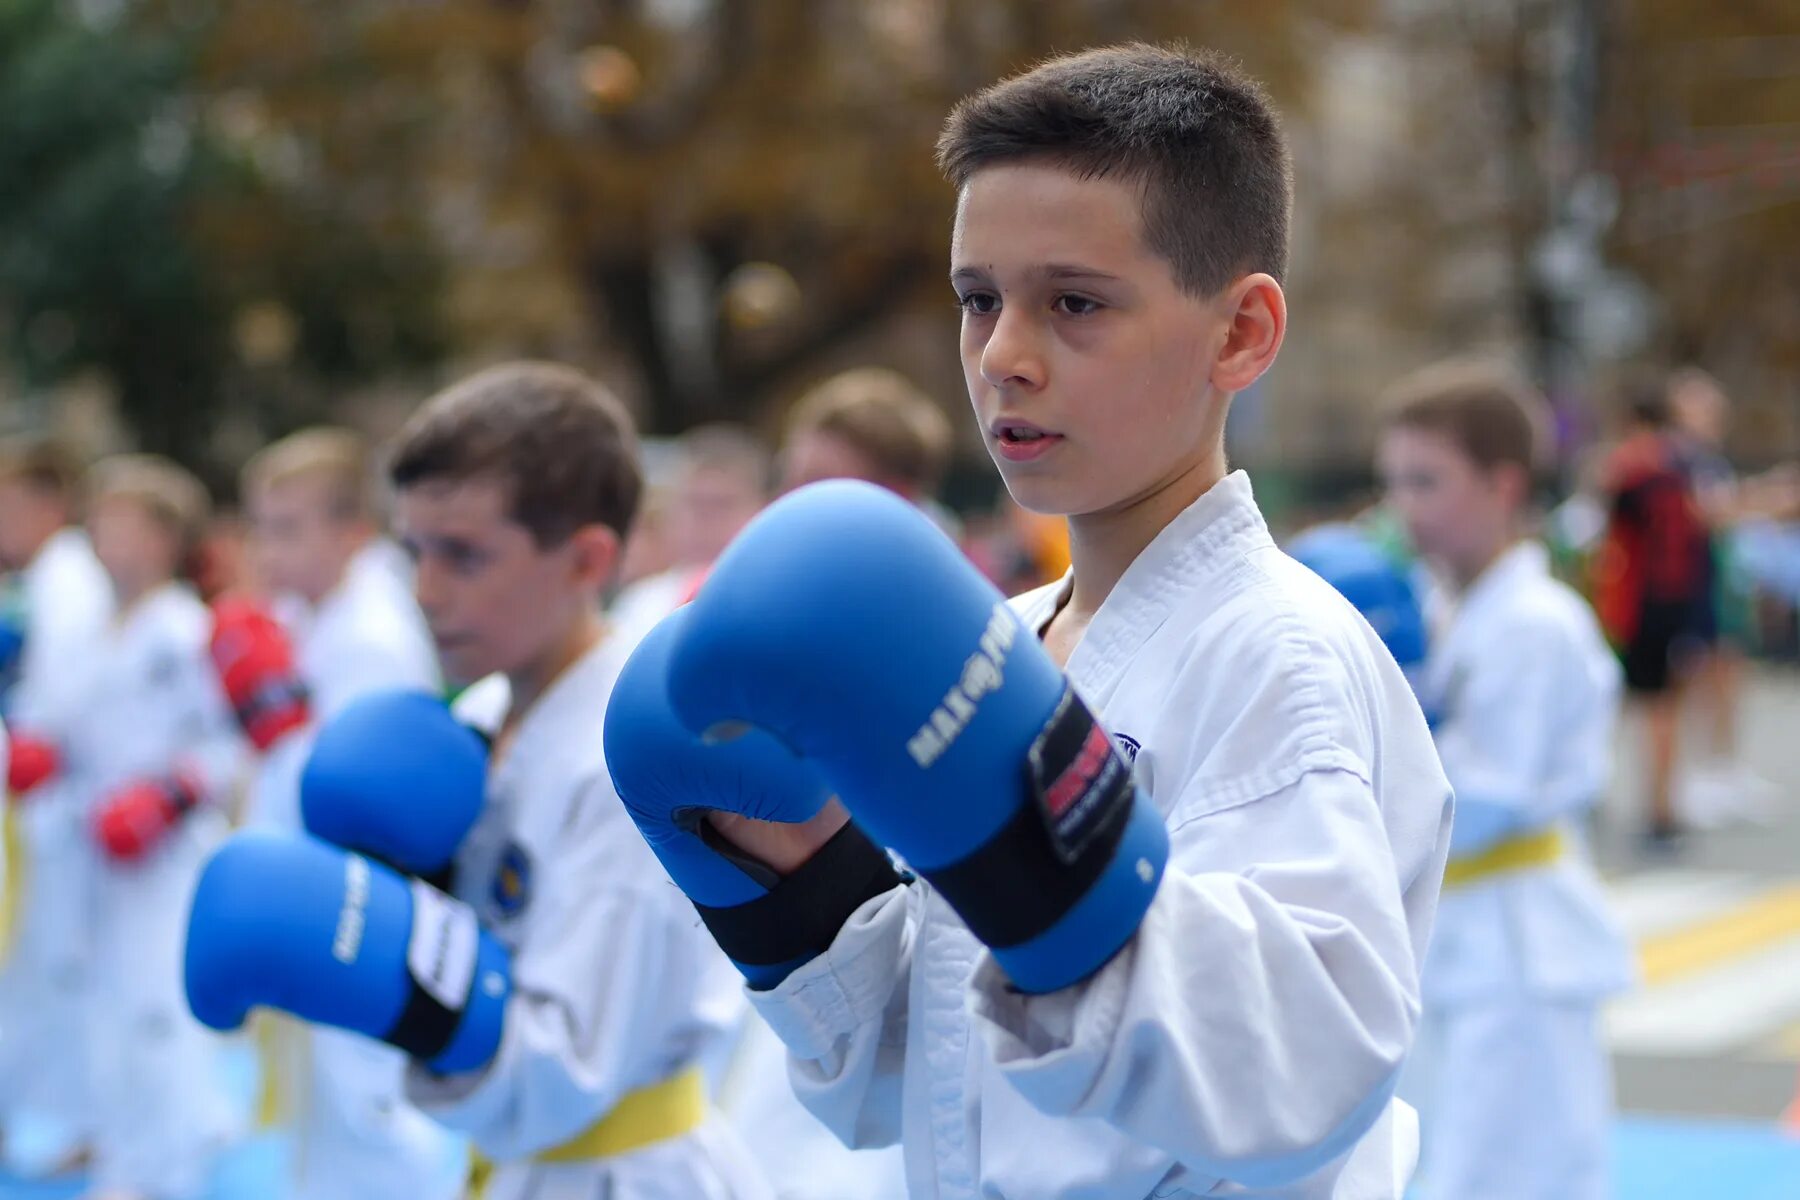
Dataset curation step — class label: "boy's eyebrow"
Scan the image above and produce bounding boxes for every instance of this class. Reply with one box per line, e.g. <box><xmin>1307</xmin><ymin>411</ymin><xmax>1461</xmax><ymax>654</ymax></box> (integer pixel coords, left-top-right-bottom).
<box><xmin>949</xmin><ymin>263</ymin><xmax>1123</xmax><ymax>285</ymax></box>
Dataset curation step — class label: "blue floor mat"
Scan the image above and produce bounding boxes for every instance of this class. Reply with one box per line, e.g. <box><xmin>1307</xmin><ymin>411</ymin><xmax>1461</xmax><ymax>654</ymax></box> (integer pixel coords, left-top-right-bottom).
<box><xmin>4</xmin><ymin>1114</ymin><xmax>1797</xmax><ymax>1198</ymax></box>
<box><xmin>1613</xmin><ymin>1115</ymin><xmax>1800</xmax><ymax>1200</ymax></box>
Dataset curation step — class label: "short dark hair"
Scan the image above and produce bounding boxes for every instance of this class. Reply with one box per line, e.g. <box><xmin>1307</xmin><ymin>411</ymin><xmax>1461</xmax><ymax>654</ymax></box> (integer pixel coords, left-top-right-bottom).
<box><xmin>1382</xmin><ymin>359</ymin><xmax>1550</xmax><ymax>477</ymax></box>
<box><xmin>785</xmin><ymin>367</ymin><xmax>953</xmax><ymax>493</ymax></box>
<box><xmin>388</xmin><ymin>361</ymin><xmax>642</xmax><ymax>547</ymax></box>
<box><xmin>936</xmin><ymin>42</ymin><xmax>1292</xmax><ymax>295</ymax></box>
<box><xmin>87</xmin><ymin>453</ymin><xmax>213</xmax><ymax>556</ymax></box>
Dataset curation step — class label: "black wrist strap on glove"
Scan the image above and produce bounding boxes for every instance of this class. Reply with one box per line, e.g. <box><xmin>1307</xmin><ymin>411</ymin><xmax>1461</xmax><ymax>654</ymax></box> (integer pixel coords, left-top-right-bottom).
<box><xmin>692</xmin><ymin>819</ymin><xmax>905</xmax><ymax>987</ymax></box>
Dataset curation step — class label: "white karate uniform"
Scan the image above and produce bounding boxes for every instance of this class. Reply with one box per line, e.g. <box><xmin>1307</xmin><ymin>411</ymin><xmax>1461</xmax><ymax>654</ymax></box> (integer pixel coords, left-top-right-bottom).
<box><xmin>0</xmin><ymin>528</ymin><xmax>114</xmax><ymax>1153</ymax></box>
<box><xmin>607</xmin><ymin>565</ymin><xmax>705</xmax><ymax>651</ymax></box>
<box><xmin>248</xmin><ymin>542</ymin><xmax>465</xmax><ymax>1200</ymax></box>
<box><xmin>1403</xmin><ymin>541</ymin><xmax>1633</xmax><ymax>1200</ymax></box>
<box><xmin>407</xmin><ymin>633</ymin><xmax>772</xmax><ymax>1200</ymax></box>
<box><xmin>58</xmin><ymin>582</ymin><xmax>248</xmax><ymax>1197</ymax></box>
<box><xmin>608</xmin><ymin>568</ymin><xmax>911</xmax><ymax>1200</ymax></box>
<box><xmin>749</xmin><ymin>471</ymin><xmax>1454</xmax><ymax>1199</ymax></box>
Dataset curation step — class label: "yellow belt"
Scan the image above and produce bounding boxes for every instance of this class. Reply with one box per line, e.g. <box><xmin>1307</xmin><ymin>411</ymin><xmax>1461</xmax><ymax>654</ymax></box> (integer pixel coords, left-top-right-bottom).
<box><xmin>0</xmin><ymin>805</ymin><xmax>23</xmax><ymax>965</ymax></box>
<box><xmin>1443</xmin><ymin>827</ymin><xmax>1566</xmax><ymax>890</ymax></box>
<box><xmin>469</xmin><ymin>1067</ymin><xmax>705</xmax><ymax>1192</ymax></box>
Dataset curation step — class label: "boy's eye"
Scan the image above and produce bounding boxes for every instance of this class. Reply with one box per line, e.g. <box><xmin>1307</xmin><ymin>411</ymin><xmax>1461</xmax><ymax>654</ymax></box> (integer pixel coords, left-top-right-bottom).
<box><xmin>957</xmin><ymin>291</ymin><xmax>999</xmax><ymax>317</ymax></box>
<box><xmin>1053</xmin><ymin>293</ymin><xmax>1100</xmax><ymax>317</ymax></box>
<box><xmin>446</xmin><ymin>546</ymin><xmax>488</xmax><ymax>575</ymax></box>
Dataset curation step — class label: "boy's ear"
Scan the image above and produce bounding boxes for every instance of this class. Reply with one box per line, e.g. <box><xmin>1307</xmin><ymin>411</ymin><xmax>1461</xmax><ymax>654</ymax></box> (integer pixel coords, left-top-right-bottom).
<box><xmin>1211</xmin><ymin>273</ymin><xmax>1287</xmax><ymax>395</ymax></box>
<box><xmin>1494</xmin><ymin>461</ymin><xmax>1533</xmax><ymax>512</ymax></box>
<box><xmin>567</xmin><ymin>522</ymin><xmax>622</xmax><ymax>589</ymax></box>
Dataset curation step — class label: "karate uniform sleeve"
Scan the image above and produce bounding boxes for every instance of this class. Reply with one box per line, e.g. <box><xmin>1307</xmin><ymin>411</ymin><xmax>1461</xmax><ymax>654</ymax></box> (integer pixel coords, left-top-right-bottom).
<box><xmin>311</xmin><ymin>630</ymin><xmax>440</xmax><ymax>723</ymax></box>
<box><xmin>177</xmin><ymin>626</ymin><xmax>252</xmax><ymax>804</ymax></box>
<box><xmin>1431</xmin><ymin>613</ymin><xmax>1616</xmax><ymax>857</ymax></box>
<box><xmin>742</xmin><ymin>880</ymin><xmax>915</xmax><ymax>1151</ymax></box>
<box><xmin>968</xmin><ymin>764</ymin><xmax>1422</xmax><ymax>1192</ymax></box>
<box><xmin>403</xmin><ymin>777</ymin><xmax>728</xmax><ymax>1162</ymax></box>
<box><xmin>12</xmin><ymin>545</ymin><xmax>110</xmax><ymax>730</ymax></box>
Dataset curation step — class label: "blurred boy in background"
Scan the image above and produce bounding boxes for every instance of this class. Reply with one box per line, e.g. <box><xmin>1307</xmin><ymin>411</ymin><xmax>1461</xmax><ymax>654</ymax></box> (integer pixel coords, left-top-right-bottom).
<box><xmin>1380</xmin><ymin>362</ymin><xmax>1631</xmax><ymax>1200</ymax></box>
<box><xmin>73</xmin><ymin>455</ymin><xmax>247</xmax><ymax>1200</ymax></box>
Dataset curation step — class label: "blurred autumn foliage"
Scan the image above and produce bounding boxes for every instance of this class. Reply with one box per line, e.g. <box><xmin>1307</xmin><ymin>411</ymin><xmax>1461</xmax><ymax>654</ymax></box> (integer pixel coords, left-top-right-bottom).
<box><xmin>1</xmin><ymin>0</ymin><xmax>1795</xmax><ymax>487</ymax></box>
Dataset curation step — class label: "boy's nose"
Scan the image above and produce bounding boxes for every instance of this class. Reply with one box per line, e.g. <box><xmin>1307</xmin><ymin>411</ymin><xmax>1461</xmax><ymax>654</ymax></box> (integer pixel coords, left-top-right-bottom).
<box><xmin>979</xmin><ymin>309</ymin><xmax>1046</xmax><ymax>391</ymax></box>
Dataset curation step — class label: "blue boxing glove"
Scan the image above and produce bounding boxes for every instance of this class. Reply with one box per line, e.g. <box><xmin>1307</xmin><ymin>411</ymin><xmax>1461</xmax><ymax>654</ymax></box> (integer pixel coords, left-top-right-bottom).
<box><xmin>301</xmin><ymin>689</ymin><xmax>488</xmax><ymax>883</ymax></box>
<box><xmin>667</xmin><ymin>480</ymin><xmax>1168</xmax><ymax>995</ymax></box>
<box><xmin>606</xmin><ymin>608</ymin><xmax>905</xmax><ymax>990</ymax></box>
<box><xmin>1287</xmin><ymin>523</ymin><xmax>1428</xmax><ymax>673</ymax></box>
<box><xmin>185</xmin><ymin>831</ymin><xmax>510</xmax><ymax>1075</ymax></box>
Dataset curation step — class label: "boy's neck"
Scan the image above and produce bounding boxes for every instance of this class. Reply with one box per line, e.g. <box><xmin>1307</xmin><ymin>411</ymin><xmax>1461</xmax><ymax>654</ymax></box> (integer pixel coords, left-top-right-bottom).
<box><xmin>304</xmin><ymin>537</ymin><xmax>369</xmax><ymax>609</ymax></box>
<box><xmin>1062</xmin><ymin>451</ymin><xmax>1226</xmax><ymax>620</ymax></box>
<box><xmin>112</xmin><ymin>573</ymin><xmax>174</xmax><ymax>615</ymax></box>
<box><xmin>1450</xmin><ymin>532</ymin><xmax>1523</xmax><ymax>593</ymax></box>
<box><xmin>503</xmin><ymin>608</ymin><xmax>606</xmax><ymax>730</ymax></box>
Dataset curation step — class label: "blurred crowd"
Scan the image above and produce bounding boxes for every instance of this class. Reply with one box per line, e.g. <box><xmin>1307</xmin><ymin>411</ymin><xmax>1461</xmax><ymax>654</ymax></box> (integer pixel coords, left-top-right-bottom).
<box><xmin>0</xmin><ymin>350</ymin><xmax>1794</xmax><ymax>1198</ymax></box>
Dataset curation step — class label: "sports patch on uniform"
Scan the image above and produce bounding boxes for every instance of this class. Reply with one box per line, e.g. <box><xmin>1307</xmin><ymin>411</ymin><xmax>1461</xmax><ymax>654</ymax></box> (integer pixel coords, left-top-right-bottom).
<box><xmin>1113</xmin><ymin>734</ymin><xmax>1141</xmax><ymax>764</ymax></box>
<box><xmin>490</xmin><ymin>842</ymin><xmax>533</xmax><ymax>918</ymax></box>
<box><xmin>1026</xmin><ymin>687</ymin><xmax>1134</xmax><ymax>865</ymax></box>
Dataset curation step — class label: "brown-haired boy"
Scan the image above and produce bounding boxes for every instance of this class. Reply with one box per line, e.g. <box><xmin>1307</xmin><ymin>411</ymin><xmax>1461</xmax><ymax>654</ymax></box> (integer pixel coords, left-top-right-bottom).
<box><xmin>70</xmin><ymin>454</ymin><xmax>247</xmax><ymax>1198</ymax></box>
<box><xmin>385</xmin><ymin>364</ymin><xmax>767</xmax><ymax>1199</ymax></box>
<box><xmin>1379</xmin><ymin>361</ymin><xmax>1630</xmax><ymax>1200</ymax></box>
<box><xmin>239</xmin><ymin>428</ymin><xmax>457</xmax><ymax>1199</ymax></box>
<box><xmin>779</xmin><ymin>367</ymin><xmax>953</xmax><ymax>501</ymax></box>
<box><xmin>702</xmin><ymin>44</ymin><xmax>1452</xmax><ymax>1199</ymax></box>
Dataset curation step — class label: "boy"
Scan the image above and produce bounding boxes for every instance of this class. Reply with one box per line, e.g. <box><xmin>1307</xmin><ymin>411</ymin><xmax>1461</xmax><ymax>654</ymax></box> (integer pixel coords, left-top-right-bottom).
<box><xmin>1378</xmin><ymin>362</ymin><xmax>1632</xmax><ymax>1200</ymax></box>
<box><xmin>609</xmin><ymin>423</ymin><xmax>769</xmax><ymax>648</ymax></box>
<box><xmin>386</xmin><ymin>362</ymin><xmax>767</xmax><ymax>1200</ymax></box>
<box><xmin>69</xmin><ymin>455</ymin><xmax>246</xmax><ymax>1199</ymax></box>
<box><xmin>777</xmin><ymin>366</ymin><xmax>963</xmax><ymax>537</ymax></box>
<box><xmin>695</xmin><ymin>44</ymin><xmax>1452</xmax><ymax>1198</ymax></box>
<box><xmin>237</xmin><ymin>427</ymin><xmax>461</xmax><ymax>1200</ymax></box>
<box><xmin>0</xmin><ymin>435</ymin><xmax>113</xmax><ymax>1174</ymax></box>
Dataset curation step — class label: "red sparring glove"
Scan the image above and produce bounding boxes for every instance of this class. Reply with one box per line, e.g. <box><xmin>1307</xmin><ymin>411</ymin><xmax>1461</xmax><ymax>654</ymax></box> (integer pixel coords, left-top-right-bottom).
<box><xmin>210</xmin><ymin>597</ymin><xmax>311</xmax><ymax>751</ymax></box>
<box><xmin>93</xmin><ymin>773</ymin><xmax>201</xmax><ymax>862</ymax></box>
<box><xmin>7</xmin><ymin>732</ymin><xmax>61</xmax><ymax>800</ymax></box>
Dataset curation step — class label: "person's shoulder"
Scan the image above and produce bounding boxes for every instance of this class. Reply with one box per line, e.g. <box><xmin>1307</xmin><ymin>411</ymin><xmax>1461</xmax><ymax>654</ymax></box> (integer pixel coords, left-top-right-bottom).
<box><xmin>1147</xmin><ymin>546</ymin><xmax>1402</xmax><ymax>780</ymax></box>
<box><xmin>451</xmin><ymin>673</ymin><xmax>509</xmax><ymax>734</ymax></box>
<box><xmin>32</xmin><ymin>529</ymin><xmax>108</xmax><ymax>593</ymax></box>
<box><xmin>1006</xmin><ymin>573</ymin><xmax>1069</xmax><ymax>632</ymax></box>
<box><xmin>1487</xmin><ymin>563</ymin><xmax>1611</xmax><ymax>663</ymax></box>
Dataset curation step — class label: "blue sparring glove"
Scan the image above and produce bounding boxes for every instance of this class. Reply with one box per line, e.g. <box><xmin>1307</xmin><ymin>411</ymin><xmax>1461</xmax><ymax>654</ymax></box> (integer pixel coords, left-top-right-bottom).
<box><xmin>666</xmin><ymin>480</ymin><xmax>1168</xmax><ymax>995</ymax></box>
<box><xmin>1288</xmin><ymin>524</ymin><xmax>1428</xmax><ymax>672</ymax></box>
<box><xmin>606</xmin><ymin>608</ymin><xmax>905</xmax><ymax>990</ymax></box>
<box><xmin>184</xmin><ymin>831</ymin><xmax>510</xmax><ymax>1075</ymax></box>
<box><xmin>301</xmin><ymin>689</ymin><xmax>488</xmax><ymax>882</ymax></box>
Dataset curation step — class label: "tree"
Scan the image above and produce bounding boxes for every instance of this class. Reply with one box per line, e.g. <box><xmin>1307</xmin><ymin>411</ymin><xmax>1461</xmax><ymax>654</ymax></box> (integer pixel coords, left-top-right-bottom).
<box><xmin>0</xmin><ymin>0</ymin><xmax>446</xmax><ymax>485</ymax></box>
<box><xmin>190</xmin><ymin>0</ymin><xmax>1369</xmax><ymax>435</ymax></box>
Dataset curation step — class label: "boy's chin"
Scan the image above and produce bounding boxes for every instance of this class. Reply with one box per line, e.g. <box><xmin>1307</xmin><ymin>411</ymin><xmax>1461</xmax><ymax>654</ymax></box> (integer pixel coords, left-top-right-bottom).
<box><xmin>998</xmin><ymin>475</ymin><xmax>1080</xmax><ymax>519</ymax></box>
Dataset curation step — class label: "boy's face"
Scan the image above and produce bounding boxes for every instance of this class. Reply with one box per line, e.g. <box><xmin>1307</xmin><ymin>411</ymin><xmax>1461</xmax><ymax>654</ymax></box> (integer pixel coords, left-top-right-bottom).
<box><xmin>779</xmin><ymin>429</ymin><xmax>887</xmax><ymax>496</ymax></box>
<box><xmin>950</xmin><ymin>162</ymin><xmax>1233</xmax><ymax>517</ymax></box>
<box><xmin>246</xmin><ymin>477</ymin><xmax>360</xmax><ymax>604</ymax></box>
<box><xmin>1377</xmin><ymin>426</ymin><xmax>1515</xmax><ymax>578</ymax></box>
<box><xmin>89</xmin><ymin>496</ymin><xmax>179</xmax><ymax>594</ymax></box>
<box><xmin>0</xmin><ymin>479</ymin><xmax>63</xmax><ymax>569</ymax></box>
<box><xmin>668</xmin><ymin>463</ymin><xmax>764</xmax><ymax>567</ymax></box>
<box><xmin>394</xmin><ymin>475</ymin><xmax>606</xmax><ymax>686</ymax></box>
